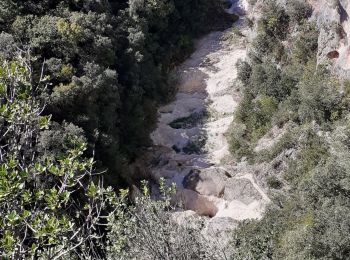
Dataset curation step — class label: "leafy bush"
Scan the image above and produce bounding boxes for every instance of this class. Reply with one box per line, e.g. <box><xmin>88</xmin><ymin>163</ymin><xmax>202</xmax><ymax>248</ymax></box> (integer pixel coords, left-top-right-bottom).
<box><xmin>259</xmin><ymin>1</ymin><xmax>290</xmax><ymax>40</ymax></box>
<box><xmin>0</xmin><ymin>57</ymin><xmax>114</xmax><ymax>259</ymax></box>
<box><xmin>229</xmin><ymin>94</ymin><xmax>279</xmax><ymax>160</ymax></box>
<box><xmin>228</xmin><ymin>122</ymin><xmax>253</xmax><ymax>159</ymax></box>
<box><xmin>297</xmin><ymin>64</ymin><xmax>341</xmax><ymax>124</ymax></box>
<box><xmin>290</xmin><ymin>22</ymin><xmax>319</xmax><ymax>64</ymax></box>
<box><xmin>236</xmin><ymin>59</ymin><xmax>252</xmax><ymax>86</ymax></box>
<box><xmin>230</xmin><ymin>2</ymin><xmax>350</xmax><ymax>259</ymax></box>
<box><xmin>107</xmin><ymin>180</ymin><xmax>229</xmax><ymax>260</ymax></box>
<box><xmin>267</xmin><ymin>176</ymin><xmax>283</xmax><ymax>189</ymax></box>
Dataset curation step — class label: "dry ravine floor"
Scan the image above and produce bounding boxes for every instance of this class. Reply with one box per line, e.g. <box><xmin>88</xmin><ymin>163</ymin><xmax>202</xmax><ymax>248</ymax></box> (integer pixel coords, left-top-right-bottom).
<box><xmin>148</xmin><ymin>16</ymin><xmax>270</xmax><ymax>237</ymax></box>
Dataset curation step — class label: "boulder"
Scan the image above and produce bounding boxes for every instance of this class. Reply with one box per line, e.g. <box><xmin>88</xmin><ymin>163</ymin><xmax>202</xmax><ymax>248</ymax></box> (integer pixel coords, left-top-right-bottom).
<box><xmin>182</xmin><ymin>168</ymin><xmax>230</xmax><ymax>197</ymax></box>
<box><xmin>176</xmin><ymin>189</ymin><xmax>219</xmax><ymax>217</ymax></box>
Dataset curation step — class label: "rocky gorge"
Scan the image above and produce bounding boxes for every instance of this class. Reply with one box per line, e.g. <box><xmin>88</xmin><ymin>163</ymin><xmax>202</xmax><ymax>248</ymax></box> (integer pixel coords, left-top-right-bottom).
<box><xmin>128</xmin><ymin>0</ymin><xmax>350</xmax><ymax>251</ymax></box>
<box><xmin>124</xmin><ymin>0</ymin><xmax>350</xmax><ymax>258</ymax></box>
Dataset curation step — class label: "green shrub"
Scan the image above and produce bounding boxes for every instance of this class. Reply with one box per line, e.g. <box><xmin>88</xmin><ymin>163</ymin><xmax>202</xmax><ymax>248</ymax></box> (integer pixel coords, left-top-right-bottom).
<box><xmin>285</xmin><ymin>126</ymin><xmax>329</xmax><ymax>187</ymax></box>
<box><xmin>236</xmin><ymin>59</ymin><xmax>252</xmax><ymax>86</ymax></box>
<box><xmin>0</xmin><ymin>58</ymin><xmax>114</xmax><ymax>259</ymax></box>
<box><xmin>287</xmin><ymin>0</ymin><xmax>313</xmax><ymax>25</ymax></box>
<box><xmin>259</xmin><ymin>1</ymin><xmax>290</xmax><ymax>40</ymax></box>
<box><xmin>271</xmin><ymin>91</ymin><xmax>300</xmax><ymax>127</ymax></box>
<box><xmin>297</xmin><ymin>64</ymin><xmax>341</xmax><ymax>124</ymax></box>
<box><xmin>229</xmin><ymin>95</ymin><xmax>278</xmax><ymax>160</ymax></box>
<box><xmin>228</xmin><ymin>122</ymin><xmax>253</xmax><ymax>159</ymax></box>
<box><xmin>290</xmin><ymin>22</ymin><xmax>319</xmax><ymax>64</ymax></box>
<box><xmin>267</xmin><ymin>176</ymin><xmax>283</xmax><ymax>189</ymax></box>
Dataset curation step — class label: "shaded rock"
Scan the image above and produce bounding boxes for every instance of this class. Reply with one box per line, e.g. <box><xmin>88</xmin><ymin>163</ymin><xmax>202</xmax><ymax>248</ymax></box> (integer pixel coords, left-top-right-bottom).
<box><xmin>327</xmin><ymin>50</ymin><xmax>340</xmax><ymax>59</ymax></box>
<box><xmin>176</xmin><ymin>189</ymin><xmax>219</xmax><ymax>217</ymax></box>
<box><xmin>128</xmin><ymin>146</ymin><xmax>174</xmax><ymax>183</ymax></box>
<box><xmin>183</xmin><ymin>168</ymin><xmax>230</xmax><ymax>197</ymax></box>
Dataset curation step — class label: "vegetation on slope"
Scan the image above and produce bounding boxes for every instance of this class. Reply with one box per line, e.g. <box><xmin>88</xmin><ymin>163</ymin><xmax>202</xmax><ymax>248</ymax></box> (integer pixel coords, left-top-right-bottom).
<box><xmin>229</xmin><ymin>1</ymin><xmax>350</xmax><ymax>259</ymax></box>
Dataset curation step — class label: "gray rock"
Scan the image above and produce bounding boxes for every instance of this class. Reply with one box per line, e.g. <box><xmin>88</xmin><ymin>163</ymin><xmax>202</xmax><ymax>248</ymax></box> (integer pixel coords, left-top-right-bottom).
<box><xmin>223</xmin><ymin>178</ymin><xmax>262</xmax><ymax>204</ymax></box>
<box><xmin>183</xmin><ymin>168</ymin><xmax>230</xmax><ymax>197</ymax></box>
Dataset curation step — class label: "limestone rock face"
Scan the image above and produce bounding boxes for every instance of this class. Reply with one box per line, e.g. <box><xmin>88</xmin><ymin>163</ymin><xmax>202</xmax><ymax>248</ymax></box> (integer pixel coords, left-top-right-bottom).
<box><xmin>204</xmin><ymin>217</ymin><xmax>239</xmax><ymax>236</ymax></box>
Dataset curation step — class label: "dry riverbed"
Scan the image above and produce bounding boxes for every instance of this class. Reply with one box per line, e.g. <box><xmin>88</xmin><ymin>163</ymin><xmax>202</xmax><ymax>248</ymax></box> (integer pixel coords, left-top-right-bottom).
<box><xmin>149</xmin><ymin>15</ymin><xmax>270</xmax><ymax>229</ymax></box>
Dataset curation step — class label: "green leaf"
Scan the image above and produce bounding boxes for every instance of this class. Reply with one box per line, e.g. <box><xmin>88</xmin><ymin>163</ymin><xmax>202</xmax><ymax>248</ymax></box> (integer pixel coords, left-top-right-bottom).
<box><xmin>20</xmin><ymin>170</ymin><xmax>29</xmax><ymax>178</ymax></box>
<box><xmin>35</xmin><ymin>190</ymin><xmax>44</xmax><ymax>200</ymax></box>
<box><xmin>61</xmin><ymin>191</ymin><xmax>70</xmax><ymax>204</ymax></box>
<box><xmin>6</xmin><ymin>211</ymin><xmax>20</xmax><ymax>224</ymax></box>
<box><xmin>45</xmin><ymin>188</ymin><xmax>59</xmax><ymax>210</ymax></box>
<box><xmin>1</xmin><ymin>230</ymin><xmax>15</xmax><ymax>251</ymax></box>
<box><xmin>87</xmin><ymin>182</ymin><xmax>98</xmax><ymax>197</ymax></box>
<box><xmin>0</xmin><ymin>165</ymin><xmax>7</xmax><ymax>177</ymax></box>
<box><xmin>48</xmin><ymin>165</ymin><xmax>60</xmax><ymax>176</ymax></box>
<box><xmin>34</xmin><ymin>162</ymin><xmax>46</xmax><ymax>174</ymax></box>
<box><xmin>22</xmin><ymin>191</ymin><xmax>31</xmax><ymax>203</ymax></box>
<box><xmin>38</xmin><ymin>115</ymin><xmax>51</xmax><ymax>129</ymax></box>
<box><xmin>0</xmin><ymin>83</ymin><xmax>6</xmax><ymax>94</ymax></box>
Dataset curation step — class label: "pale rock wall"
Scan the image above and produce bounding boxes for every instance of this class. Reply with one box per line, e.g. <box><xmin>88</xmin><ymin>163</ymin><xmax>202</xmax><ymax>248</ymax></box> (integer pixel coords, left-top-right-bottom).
<box><xmin>310</xmin><ymin>0</ymin><xmax>350</xmax><ymax>78</ymax></box>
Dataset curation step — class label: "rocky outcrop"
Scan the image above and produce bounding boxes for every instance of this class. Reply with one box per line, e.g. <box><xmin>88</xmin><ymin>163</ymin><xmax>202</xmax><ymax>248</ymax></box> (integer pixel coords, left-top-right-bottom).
<box><xmin>227</xmin><ymin>0</ymin><xmax>249</xmax><ymax>15</ymax></box>
<box><xmin>311</xmin><ymin>0</ymin><xmax>350</xmax><ymax>78</ymax></box>
<box><xmin>223</xmin><ymin>177</ymin><xmax>262</xmax><ymax>204</ymax></box>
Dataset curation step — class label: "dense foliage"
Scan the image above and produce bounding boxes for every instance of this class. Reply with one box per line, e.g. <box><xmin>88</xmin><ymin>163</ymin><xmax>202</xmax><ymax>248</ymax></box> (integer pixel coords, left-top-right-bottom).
<box><xmin>4</xmin><ymin>0</ymin><xmax>350</xmax><ymax>258</ymax></box>
<box><xmin>0</xmin><ymin>56</ymin><xmax>116</xmax><ymax>259</ymax></box>
<box><xmin>0</xmin><ymin>0</ymin><xmax>230</xmax><ymax>185</ymax></box>
<box><xmin>229</xmin><ymin>0</ymin><xmax>323</xmax><ymax>159</ymax></box>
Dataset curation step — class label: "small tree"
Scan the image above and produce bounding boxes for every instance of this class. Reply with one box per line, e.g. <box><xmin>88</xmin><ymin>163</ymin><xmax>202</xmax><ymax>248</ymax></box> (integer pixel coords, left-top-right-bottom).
<box><xmin>0</xmin><ymin>55</ymin><xmax>115</xmax><ymax>259</ymax></box>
